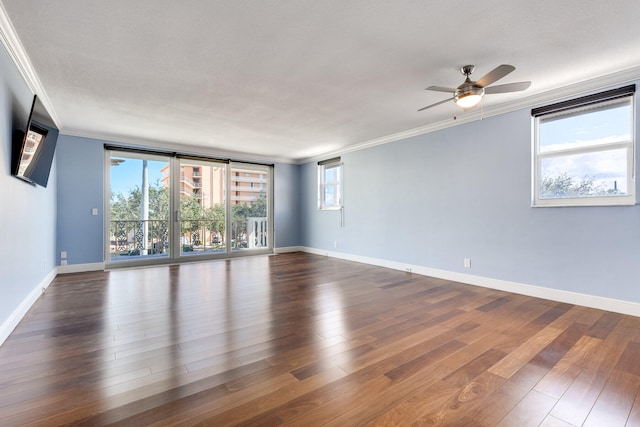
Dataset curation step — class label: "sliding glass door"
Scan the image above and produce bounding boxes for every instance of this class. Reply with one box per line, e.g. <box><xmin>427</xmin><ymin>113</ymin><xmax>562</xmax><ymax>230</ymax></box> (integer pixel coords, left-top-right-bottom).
<box><xmin>106</xmin><ymin>149</ymin><xmax>272</xmax><ymax>266</ymax></box>
<box><xmin>108</xmin><ymin>151</ymin><xmax>172</xmax><ymax>263</ymax></box>
<box><xmin>176</xmin><ymin>158</ymin><xmax>227</xmax><ymax>257</ymax></box>
<box><xmin>229</xmin><ymin>164</ymin><xmax>270</xmax><ymax>251</ymax></box>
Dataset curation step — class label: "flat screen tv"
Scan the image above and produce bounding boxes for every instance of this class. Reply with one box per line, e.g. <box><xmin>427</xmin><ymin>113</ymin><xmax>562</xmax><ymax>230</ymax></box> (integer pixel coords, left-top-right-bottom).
<box><xmin>11</xmin><ymin>95</ymin><xmax>59</xmax><ymax>187</ymax></box>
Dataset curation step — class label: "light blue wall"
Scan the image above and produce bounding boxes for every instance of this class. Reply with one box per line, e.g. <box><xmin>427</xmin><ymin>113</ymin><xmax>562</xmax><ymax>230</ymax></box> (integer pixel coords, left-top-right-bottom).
<box><xmin>56</xmin><ymin>135</ymin><xmax>104</xmax><ymax>265</ymax></box>
<box><xmin>301</xmin><ymin>85</ymin><xmax>640</xmax><ymax>303</ymax></box>
<box><xmin>0</xmin><ymin>43</ymin><xmax>57</xmax><ymax>326</ymax></box>
<box><xmin>54</xmin><ymin>135</ymin><xmax>301</xmax><ymax>263</ymax></box>
<box><xmin>274</xmin><ymin>162</ymin><xmax>300</xmax><ymax>248</ymax></box>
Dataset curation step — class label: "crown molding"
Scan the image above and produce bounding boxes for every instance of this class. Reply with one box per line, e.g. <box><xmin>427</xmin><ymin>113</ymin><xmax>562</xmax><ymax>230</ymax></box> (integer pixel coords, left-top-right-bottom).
<box><xmin>296</xmin><ymin>65</ymin><xmax>640</xmax><ymax>165</ymax></box>
<box><xmin>0</xmin><ymin>2</ymin><xmax>61</xmax><ymax>127</ymax></box>
<box><xmin>62</xmin><ymin>127</ymin><xmax>298</xmax><ymax>165</ymax></box>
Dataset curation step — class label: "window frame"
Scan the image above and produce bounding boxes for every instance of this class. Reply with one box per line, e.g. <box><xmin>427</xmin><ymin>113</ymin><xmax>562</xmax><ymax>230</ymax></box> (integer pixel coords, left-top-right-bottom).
<box><xmin>318</xmin><ymin>157</ymin><xmax>343</xmax><ymax>210</ymax></box>
<box><xmin>532</xmin><ymin>86</ymin><xmax>636</xmax><ymax>207</ymax></box>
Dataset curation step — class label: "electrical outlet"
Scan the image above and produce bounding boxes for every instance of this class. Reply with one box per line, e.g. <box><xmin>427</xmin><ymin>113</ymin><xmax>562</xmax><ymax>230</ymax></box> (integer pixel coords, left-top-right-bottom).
<box><xmin>464</xmin><ymin>258</ymin><xmax>471</xmax><ymax>268</ymax></box>
<box><xmin>61</xmin><ymin>260</ymin><xmax>68</xmax><ymax>266</ymax></box>
<box><xmin>61</xmin><ymin>251</ymin><xmax>67</xmax><ymax>259</ymax></box>
<box><xmin>91</xmin><ymin>208</ymin><xmax>99</xmax><ymax>216</ymax></box>
<box><xmin>334</xmin><ymin>240</ymin><xmax>338</xmax><ymax>248</ymax></box>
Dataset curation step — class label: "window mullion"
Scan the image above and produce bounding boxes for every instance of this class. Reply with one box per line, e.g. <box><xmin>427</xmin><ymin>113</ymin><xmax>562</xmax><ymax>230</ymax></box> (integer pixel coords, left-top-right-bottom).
<box><xmin>538</xmin><ymin>141</ymin><xmax>631</xmax><ymax>159</ymax></box>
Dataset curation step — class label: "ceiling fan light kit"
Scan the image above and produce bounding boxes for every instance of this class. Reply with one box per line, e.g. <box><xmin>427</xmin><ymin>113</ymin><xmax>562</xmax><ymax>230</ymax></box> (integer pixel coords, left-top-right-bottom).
<box><xmin>455</xmin><ymin>88</ymin><xmax>484</xmax><ymax>108</ymax></box>
<box><xmin>419</xmin><ymin>64</ymin><xmax>531</xmax><ymax>112</ymax></box>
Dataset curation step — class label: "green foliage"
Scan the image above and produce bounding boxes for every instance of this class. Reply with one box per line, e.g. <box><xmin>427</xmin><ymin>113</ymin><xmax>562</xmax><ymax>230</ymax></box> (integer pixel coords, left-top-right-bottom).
<box><xmin>180</xmin><ymin>195</ymin><xmax>225</xmax><ymax>245</ymax></box>
<box><xmin>232</xmin><ymin>194</ymin><xmax>267</xmax><ymax>219</ymax></box>
<box><xmin>110</xmin><ymin>180</ymin><xmax>169</xmax><ymax>221</ymax></box>
<box><xmin>541</xmin><ymin>172</ymin><xmax>620</xmax><ymax>198</ymax></box>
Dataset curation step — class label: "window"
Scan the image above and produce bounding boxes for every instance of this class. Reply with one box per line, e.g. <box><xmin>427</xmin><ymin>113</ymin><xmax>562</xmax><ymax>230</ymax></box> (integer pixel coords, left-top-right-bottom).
<box><xmin>532</xmin><ymin>85</ymin><xmax>635</xmax><ymax>206</ymax></box>
<box><xmin>318</xmin><ymin>157</ymin><xmax>342</xmax><ymax>210</ymax></box>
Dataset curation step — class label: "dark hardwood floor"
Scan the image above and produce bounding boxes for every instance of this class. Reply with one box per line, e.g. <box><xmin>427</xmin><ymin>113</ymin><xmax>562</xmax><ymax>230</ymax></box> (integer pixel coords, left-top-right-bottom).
<box><xmin>1</xmin><ymin>252</ymin><xmax>639</xmax><ymax>426</ymax></box>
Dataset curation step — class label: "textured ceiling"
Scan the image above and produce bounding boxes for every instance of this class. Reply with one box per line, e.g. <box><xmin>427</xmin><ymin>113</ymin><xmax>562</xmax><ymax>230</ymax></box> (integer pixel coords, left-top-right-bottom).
<box><xmin>1</xmin><ymin>0</ymin><xmax>640</xmax><ymax>161</ymax></box>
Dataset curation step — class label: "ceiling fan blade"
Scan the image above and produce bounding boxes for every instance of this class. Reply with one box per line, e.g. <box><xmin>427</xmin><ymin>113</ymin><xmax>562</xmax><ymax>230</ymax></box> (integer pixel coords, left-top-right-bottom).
<box><xmin>425</xmin><ymin>85</ymin><xmax>456</xmax><ymax>93</ymax></box>
<box><xmin>484</xmin><ymin>81</ymin><xmax>531</xmax><ymax>94</ymax></box>
<box><xmin>417</xmin><ymin>97</ymin><xmax>452</xmax><ymax>112</ymax></box>
<box><xmin>476</xmin><ymin>64</ymin><xmax>515</xmax><ymax>88</ymax></box>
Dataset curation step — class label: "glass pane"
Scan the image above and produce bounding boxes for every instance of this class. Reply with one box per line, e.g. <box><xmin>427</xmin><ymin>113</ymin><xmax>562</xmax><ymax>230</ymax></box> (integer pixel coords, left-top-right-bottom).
<box><xmin>178</xmin><ymin>159</ymin><xmax>226</xmax><ymax>256</ymax></box>
<box><xmin>540</xmin><ymin>148</ymin><xmax>628</xmax><ymax>198</ymax></box>
<box><xmin>323</xmin><ymin>184</ymin><xmax>336</xmax><ymax>206</ymax></box>
<box><xmin>109</xmin><ymin>153</ymin><xmax>170</xmax><ymax>262</ymax></box>
<box><xmin>539</xmin><ymin>102</ymin><xmax>631</xmax><ymax>153</ymax></box>
<box><xmin>231</xmin><ymin>165</ymin><xmax>269</xmax><ymax>251</ymax></box>
<box><xmin>324</xmin><ymin>165</ymin><xmax>338</xmax><ymax>182</ymax></box>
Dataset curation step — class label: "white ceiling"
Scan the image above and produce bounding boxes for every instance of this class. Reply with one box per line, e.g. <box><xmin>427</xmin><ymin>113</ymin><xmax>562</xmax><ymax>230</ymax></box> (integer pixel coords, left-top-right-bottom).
<box><xmin>1</xmin><ymin>1</ymin><xmax>640</xmax><ymax>162</ymax></box>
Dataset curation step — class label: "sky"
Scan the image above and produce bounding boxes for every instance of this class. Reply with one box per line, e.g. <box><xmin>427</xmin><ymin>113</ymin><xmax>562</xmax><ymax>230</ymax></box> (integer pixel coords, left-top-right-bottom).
<box><xmin>110</xmin><ymin>156</ymin><xmax>166</xmax><ymax>196</ymax></box>
<box><xmin>540</xmin><ymin>103</ymin><xmax>630</xmax><ymax>151</ymax></box>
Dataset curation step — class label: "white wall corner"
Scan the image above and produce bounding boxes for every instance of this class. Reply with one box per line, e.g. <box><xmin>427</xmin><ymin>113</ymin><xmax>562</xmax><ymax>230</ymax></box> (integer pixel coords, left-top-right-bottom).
<box><xmin>298</xmin><ymin>247</ymin><xmax>640</xmax><ymax>317</ymax></box>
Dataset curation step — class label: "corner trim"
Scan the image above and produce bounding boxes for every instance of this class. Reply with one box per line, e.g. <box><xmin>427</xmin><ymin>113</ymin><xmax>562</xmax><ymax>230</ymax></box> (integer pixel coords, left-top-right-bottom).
<box><xmin>299</xmin><ymin>247</ymin><xmax>640</xmax><ymax>317</ymax></box>
<box><xmin>0</xmin><ymin>268</ymin><xmax>57</xmax><ymax>347</ymax></box>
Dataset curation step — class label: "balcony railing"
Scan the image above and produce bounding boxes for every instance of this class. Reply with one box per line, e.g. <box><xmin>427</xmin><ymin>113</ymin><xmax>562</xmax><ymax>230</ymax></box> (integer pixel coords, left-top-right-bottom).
<box><xmin>110</xmin><ymin>219</ymin><xmax>169</xmax><ymax>258</ymax></box>
<box><xmin>109</xmin><ymin>217</ymin><xmax>268</xmax><ymax>260</ymax></box>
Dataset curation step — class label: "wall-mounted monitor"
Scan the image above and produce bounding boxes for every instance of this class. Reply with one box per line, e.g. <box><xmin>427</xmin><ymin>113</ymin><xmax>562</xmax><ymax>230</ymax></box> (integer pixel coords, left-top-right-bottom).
<box><xmin>11</xmin><ymin>95</ymin><xmax>59</xmax><ymax>187</ymax></box>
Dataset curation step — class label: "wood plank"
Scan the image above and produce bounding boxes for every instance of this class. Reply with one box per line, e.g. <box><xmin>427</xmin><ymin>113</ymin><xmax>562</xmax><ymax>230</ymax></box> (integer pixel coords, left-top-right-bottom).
<box><xmin>456</xmin><ymin>369</ymin><xmax>538</xmax><ymax>427</ymax></box>
<box><xmin>412</xmin><ymin>371</ymin><xmax>506</xmax><ymax>425</ymax></box>
<box><xmin>496</xmin><ymin>389</ymin><xmax>557</xmax><ymax>427</ymax></box>
<box><xmin>549</xmin><ymin>341</ymin><xmax>629</xmax><ymax>425</ymax></box>
<box><xmin>534</xmin><ymin>334</ymin><xmax>602</xmax><ymax>398</ymax></box>
<box><xmin>614</xmin><ymin>340</ymin><xmax>640</xmax><ymax>377</ymax></box>
<box><xmin>487</xmin><ymin>325</ymin><xmax>563</xmax><ymax>379</ymax></box>
<box><xmin>582</xmin><ymin>369</ymin><xmax>640</xmax><ymax>427</ymax></box>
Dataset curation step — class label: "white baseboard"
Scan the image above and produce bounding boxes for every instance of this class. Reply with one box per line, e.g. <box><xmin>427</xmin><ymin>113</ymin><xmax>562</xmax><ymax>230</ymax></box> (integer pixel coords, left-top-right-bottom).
<box><xmin>0</xmin><ymin>268</ymin><xmax>57</xmax><ymax>347</ymax></box>
<box><xmin>57</xmin><ymin>262</ymin><xmax>105</xmax><ymax>274</ymax></box>
<box><xmin>274</xmin><ymin>246</ymin><xmax>304</xmax><ymax>254</ymax></box>
<box><xmin>299</xmin><ymin>247</ymin><xmax>640</xmax><ymax>317</ymax></box>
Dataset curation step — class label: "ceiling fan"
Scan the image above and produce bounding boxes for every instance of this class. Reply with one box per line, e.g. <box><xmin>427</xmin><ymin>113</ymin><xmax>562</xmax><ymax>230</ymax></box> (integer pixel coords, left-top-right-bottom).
<box><xmin>418</xmin><ymin>64</ymin><xmax>531</xmax><ymax>112</ymax></box>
